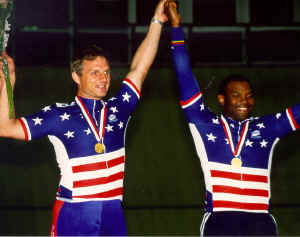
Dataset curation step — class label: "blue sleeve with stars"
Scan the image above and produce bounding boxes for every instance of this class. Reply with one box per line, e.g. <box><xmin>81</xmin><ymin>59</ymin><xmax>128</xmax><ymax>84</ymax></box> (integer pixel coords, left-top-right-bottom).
<box><xmin>171</xmin><ymin>27</ymin><xmax>215</xmax><ymax>123</ymax></box>
<box><xmin>20</xmin><ymin>104</ymin><xmax>65</xmax><ymax>141</ymax></box>
<box><xmin>261</xmin><ymin>104</ymin><xmax>300</xmax><ymax>138</ymax></box>
<box><xmin>111</xmin><ymin>78</ymin><xmax>141</xmax><ymax>117</ymax></box>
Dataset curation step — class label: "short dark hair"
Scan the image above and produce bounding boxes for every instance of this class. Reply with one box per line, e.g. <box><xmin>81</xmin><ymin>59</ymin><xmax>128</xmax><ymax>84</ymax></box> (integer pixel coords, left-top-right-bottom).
<box><xmin>218</xmin><ymin>74</ymin><xmax>252</xmax><ymax>95</ymax></box>
<box><xmin>71</xmin><ymin>45</ymin><xmax>109</xmax><ymax>76</ymax></box>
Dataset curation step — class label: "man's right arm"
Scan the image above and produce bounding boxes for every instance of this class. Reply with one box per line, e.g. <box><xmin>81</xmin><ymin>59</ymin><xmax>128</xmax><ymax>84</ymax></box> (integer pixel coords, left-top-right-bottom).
<box><xmin>0</xmin><ymin>53</ymin><xmax>25</xmax><ymax>140</ymax></box>
<box><xmin>170</xmin><ymin>27</ymin><xmax>201</xmax><ymax>105</ymax></box>
<box><xmin>168</xmin><ymin>2</ymin><xmax>203</xmax><ymax>111</ymax></box>
<box><xmin>168</xmin><ymin>1</ymin><xmax>217</xmax><ymax>124</ymax></box>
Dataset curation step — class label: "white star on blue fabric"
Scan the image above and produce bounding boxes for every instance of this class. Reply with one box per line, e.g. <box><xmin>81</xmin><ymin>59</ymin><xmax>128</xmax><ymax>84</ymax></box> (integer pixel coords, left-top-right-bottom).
<box><xmin>84</xmin><ymin>128</ymin><xmax>91</xmax><ymax>135</ymax></box>
<box><xmin>42</xmin><ymin>106</ymin><xmax>51</xmax><ymax>112</ymax></box>
<box><xmin>60</xmin><ymin>112</ymin><xmax>71</xmax><ymax>121</ymax></box>
<box><xmin>109</xmin><ymin>97</ymin><xmax>117</xmax><ymax>101</ymax></box>
<box><xmin>257</xmin><ymin>123</ymin><xmax>265</xmax><ymax>129</ymax></box>
<box><xmin>110</xmin><ymin>107</ymin><xmax>119</xmax><ymax>113</ymax></box>
<box><xmin>118</xmin><ymin>121</ymin><xmax>124</xmax><ymax>129</ymax></box>
<box><xmin>64</xmin><ymin>130</ymin><xmax>74</xmax><ymax>138</ymax></box>
<box><xmin>207</xmin><ymin>133</ymin><xmax>217</xmax><ymax>142</ymax></box>
<box><xmin>33</xmin><ymin>117</ymin><xmax>43</xmax><ymax>125</ymax></box>
<box><xmin>212</xmin><ymin>118</ymin><xmax>219</xmax><ymax>124</ymax></box>
<box><xmin>245</xmin><ymin>139</ymin><xmax>253</xmax><ymax>147</ymax></box>
<box><xmin>106</xmin><ymin>124</ymin><xmax>114</xmax><ymax>132</ymax></box>
<box><xmin>200</xmin><ymin>103</ymin><xmax>205</xmax><ymax>111</ymax></box>
<box><xmin>260</xmin><ymin>139</ymin><xmax>268</xmax><ymax>148</ymax></box>
<box><xmin>122</xmin><ymin>92</ymin><xmax>131</xmax><ymax>102</ymax></box>
<box><xmin>276</xmin><ymin>113</ymin><xmax>282</xmax><ymax>119</ymax></box>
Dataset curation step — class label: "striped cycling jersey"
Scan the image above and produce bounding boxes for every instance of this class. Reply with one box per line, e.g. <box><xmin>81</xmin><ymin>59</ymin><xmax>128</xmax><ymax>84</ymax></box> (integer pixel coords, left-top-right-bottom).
<box><xmin>19</xmin><ymin>78</ymin><xmax>140</xmax><ymax>202</ymax></box>
<box><xmin>171</xmin><ymin>27</ymin><xmax>300</xmax><ymax>213</ymax></box>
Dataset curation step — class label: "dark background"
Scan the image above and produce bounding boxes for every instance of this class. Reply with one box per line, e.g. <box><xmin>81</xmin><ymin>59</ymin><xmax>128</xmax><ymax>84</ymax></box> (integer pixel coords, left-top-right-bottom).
<box><xmin>1</xmin><ymin>0</ymin><xmax>300</xmax><ymax>235</ymax></box>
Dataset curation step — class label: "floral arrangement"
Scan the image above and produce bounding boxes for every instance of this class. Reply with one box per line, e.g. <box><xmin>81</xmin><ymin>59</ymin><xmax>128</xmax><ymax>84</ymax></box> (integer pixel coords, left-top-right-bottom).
<box><xmin>0</xmin><ymin>0</ymin><xmax>13</xmax><ymax>117</ymax></box>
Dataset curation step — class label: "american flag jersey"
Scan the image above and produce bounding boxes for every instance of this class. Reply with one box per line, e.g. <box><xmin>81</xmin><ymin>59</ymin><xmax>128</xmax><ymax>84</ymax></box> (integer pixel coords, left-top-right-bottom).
<box><xmin>171</xmin><ymin>27</ymin><xmax>300</xmax><ymax>213</ymax></box>
<box><xmin>18</xmin><ymin>78</ymin><xmax>140</xmax><ymax>202</ymax></box>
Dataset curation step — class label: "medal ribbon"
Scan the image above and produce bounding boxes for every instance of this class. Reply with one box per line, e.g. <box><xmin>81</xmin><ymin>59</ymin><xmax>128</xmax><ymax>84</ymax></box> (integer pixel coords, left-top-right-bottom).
<box><xmin>75</xmin><ymin>96</ymin><xmax>107</xmax><ymax>143</ymax></box>
<box><xmin>220</xmin><ymin>115</ymin><xmax>249</xmax><ymax>157</ymax></box>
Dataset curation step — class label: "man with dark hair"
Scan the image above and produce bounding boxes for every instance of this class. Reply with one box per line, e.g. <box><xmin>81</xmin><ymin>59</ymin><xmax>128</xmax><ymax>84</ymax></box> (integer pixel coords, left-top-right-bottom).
<box><xmin>167</xmin><ymin>1</ymin><xmax>300</xmax><ymax>236</ymax></box>
<box><xmin>217</xmin><ymin>74</ymin><xmax>253</xmax><ymax>96</ymax></box>
<box><xmin>0</xmin><ymin>0</ymin><xmax>169</xmax><ymax>235</ymax></box>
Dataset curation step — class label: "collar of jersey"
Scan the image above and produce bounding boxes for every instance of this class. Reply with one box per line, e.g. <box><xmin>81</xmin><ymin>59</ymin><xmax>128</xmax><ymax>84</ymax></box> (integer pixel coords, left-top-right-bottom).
<box><xmin>77</xmin><ymin>96</ymin><xmax>104</xmax><ymax>112</ymax></box>
<box><xmin>221</xmin><ymin>114</ymin><xmax>254</xmax><ymax>126</ymax></box>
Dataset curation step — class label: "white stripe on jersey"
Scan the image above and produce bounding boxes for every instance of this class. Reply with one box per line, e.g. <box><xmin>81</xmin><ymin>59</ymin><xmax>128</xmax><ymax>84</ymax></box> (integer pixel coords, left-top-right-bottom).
<box><xmin>123</xmin><ymin>80</ymin><xmax>140</xmax><ymax>99</ymax></box>
<box><xmin>70</xmin><ymin>148</ymin><xmax>125</xmax><ymax>166</ymax></box>
<box><xmin>73</xmin><ymin>163</ymin><xmax>124</xmax><ymax>181</ymax></box>
<box><xmin>20</xmin><ymin>117</ymin><xmax>32</xmax><ymax>141</ymax></box>
<box><xmin>286</xmin><ymin>109</ymin><xmax>297</xmax><ymax>131</ymax></box>
<box><xmin>213</xmin><ymin>207</ymin><xmax>268</xmax><ymax>213</ymax></box>
<box><xmin>213</xmin><ymin>193</ymin><xmax>269</xmax><ymax>204</ymax></box>
<box><xmin>211</xmin><ymin>177</ymin><xmax>269</xmax><ymax>190</ymax></box>
<box><xmin>48</xmin><ymin>135</ymin><xmax>73</xmax><ymax>190</ymax></box>
<box><xmin>73</xmin><ymin>179</ymin><xmax>123</xmax><ymax>196</ymax></box>
<box><xmin>209</xmin><ymin>161</ymin><xmax>269</xmax><ymax>176</ymax></box>
<box><xmin>181</xmin><ymin>93</ymin><xmax>202</xmax><ymax>109</ymax></box>
<box><xmin>189</xmin><ymin>123</ymin><xmax>212</xmax><ymax>193</ymax></box>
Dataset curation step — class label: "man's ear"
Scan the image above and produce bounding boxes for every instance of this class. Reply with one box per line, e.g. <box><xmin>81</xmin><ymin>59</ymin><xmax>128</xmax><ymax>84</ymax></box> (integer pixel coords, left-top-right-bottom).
<box><xmin>72</xmin><ymin>72</ymin><xmax>80</xmax><ymax>85</ymax></box>
<box><xmin>217</xmin><ymin>94</ymin><xmax>225</xmax><ymax>106</ymax></box>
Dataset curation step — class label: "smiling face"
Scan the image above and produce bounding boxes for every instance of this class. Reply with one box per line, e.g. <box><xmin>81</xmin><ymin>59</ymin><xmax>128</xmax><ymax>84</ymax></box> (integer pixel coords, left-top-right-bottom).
<box><xmin>218</xmin><ymin>80</ymin><xmax>255</xmax><ymax>121</ymax></box>
<box><xmin>72</xmin><ymin>56</ymin><xmax>111</xmax><ymax>100</ymax></box>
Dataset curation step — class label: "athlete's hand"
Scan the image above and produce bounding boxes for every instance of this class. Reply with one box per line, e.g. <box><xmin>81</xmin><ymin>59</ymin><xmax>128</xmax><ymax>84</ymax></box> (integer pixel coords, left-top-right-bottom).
<box><xmin>153</xmin><ymin>0</ymin><xmax>169</xmax><ymax>24</ymax></box>
<box><xmin>166</xmin><ymin>0</ymin><xmax>181</xmax><ymax>27</ymax></box>
<box><xmin>0</xmin><ymin>52</ymin><xmax>16</xmax><ymax>91</ymax></box>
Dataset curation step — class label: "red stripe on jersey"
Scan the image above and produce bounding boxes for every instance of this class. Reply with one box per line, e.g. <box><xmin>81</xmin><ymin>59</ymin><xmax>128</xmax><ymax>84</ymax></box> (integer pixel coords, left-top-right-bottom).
<box><xmin>211</xmin><ymin>170</ymin><xmax>242</xmax><ymax>181</ymax></box>
<box><xmin>213</xmin><ymin>200</ymin><xmax>269</xmax><ymax>211</ymax></box>
<box><xmin>72</xmin><ymin>156</ymin><xmax>125</xmax><ymax>173</ymax></box>
<box><xmin>211</xmin><ymin>170</ymin><xmax>268</xmax><ymax>183</ymax></box>
<box><xmin>213</xmin><ymin>185</ymin><xmax>269</xmax><ymax>197</ymax></box>
<box><xmin>50</xmin><ymin>199</ymin><xmax>64</xmax><ymax>237</ymax></box>
<box><xmin>73</xmin><ymin>171</ymin><xmax>124</xmax><ymax>188</ymax></box>
<box><xmin>180</xmin><ymin>91</ymin><xmax>202</xmax><ymax>107</ymax></box>
<box><xmin>73</xmin><ymin>187</ymin><xmax>123</xmax><ymax>199</ymax></box>
<box><xmin>107</xmin><ymin>156</ymin><xmax>125</xmax><ymax>167</ymax></box>
<box><xmin>243</xmin><ymin>174</ymin><xmax>268</xmax><ymax>183</ymax></box>
<box><xmin>124</xmin><ymin>78</ymin><xmax>141</xmax><ymax>97</ymax></box>
<box><xmin>18</xmin><ymin>118</ymin><xmax>28</xmax><ymax>141</ymax></box>
<box><xmin>288</xmin><ymin>107</ymin><xmax>299</xmax><ymax>129</ymax></box>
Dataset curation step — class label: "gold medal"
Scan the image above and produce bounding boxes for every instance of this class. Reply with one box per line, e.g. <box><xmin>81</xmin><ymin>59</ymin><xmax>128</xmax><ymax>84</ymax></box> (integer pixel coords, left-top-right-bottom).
<box><xmin>231</xmin><ymin>157</ymin><xmax>242</xmax><ymax>168</ymax></box>
<box><xmin>95</xmin><ymin>143</ymin><xmax>105</xmax><ymax>154</ymax></box>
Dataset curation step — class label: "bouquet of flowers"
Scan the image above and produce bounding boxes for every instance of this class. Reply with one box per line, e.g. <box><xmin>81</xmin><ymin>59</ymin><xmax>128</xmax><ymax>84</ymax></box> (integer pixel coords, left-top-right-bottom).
<box><xmin>0</xmin><ymin>0</ymin><xmax>13</xmax><ymax>118</ymax></box>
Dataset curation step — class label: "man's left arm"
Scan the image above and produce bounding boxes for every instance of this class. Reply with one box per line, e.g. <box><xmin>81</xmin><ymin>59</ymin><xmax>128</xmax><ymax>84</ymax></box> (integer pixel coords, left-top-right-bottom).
<box><xmin>126</xmin><ymin>0</ymin><xmax>168</xmax><ymax>91</ymax></box>
<box><xmin>285</xmin><ymin>104</ymin><xmax>300</xmax><ymax>131</ymax></box>
<box><xmin>265</xmin><ymin>104</ymin><xmax>300</xmax><ymax>138</ymax></box>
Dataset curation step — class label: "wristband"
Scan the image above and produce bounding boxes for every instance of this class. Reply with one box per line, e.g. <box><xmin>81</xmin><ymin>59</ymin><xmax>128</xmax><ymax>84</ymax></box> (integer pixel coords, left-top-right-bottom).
<box><xmin>151</xmin><ymin>18</ymin><xmax>163</xmax><ymax>26</ymax></box>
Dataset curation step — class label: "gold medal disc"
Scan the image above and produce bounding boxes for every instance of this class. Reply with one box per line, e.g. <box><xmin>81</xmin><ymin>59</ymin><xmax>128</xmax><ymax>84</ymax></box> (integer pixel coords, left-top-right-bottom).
<box><xmin>95</xmin><ymin>143</ymin><xmax>105</xmax><ymax>154</ymax></box>
<box><xmin>231</xmin><ymin>157</ymin><xmax>242</xmax><ymax>168</ymax></box>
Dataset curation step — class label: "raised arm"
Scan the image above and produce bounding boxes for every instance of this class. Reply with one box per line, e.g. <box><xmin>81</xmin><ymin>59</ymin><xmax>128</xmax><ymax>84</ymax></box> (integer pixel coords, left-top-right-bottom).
<box><xmin>167</xmin><ymin>1</ymin><xmax>218</xmax><ymax>124</ymax></box>
<box><xmin>168</xmin><ymin>1</ymin><xmax>201</xmax><ymax>102</ymax></box>
<box><xmin>126</xmin><ymin>0</ymin><xmax>168</xmax><ymax>91</ymax></box>
<box><xmin>0</xmin><ymin>53</ymin><xmax>25</xmax><ymax>140</ymax></box>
